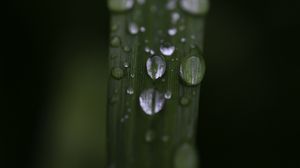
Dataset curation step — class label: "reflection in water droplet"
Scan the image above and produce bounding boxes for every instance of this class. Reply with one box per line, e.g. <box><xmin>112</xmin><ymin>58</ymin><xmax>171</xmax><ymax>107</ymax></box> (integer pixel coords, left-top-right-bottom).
<box><xmin>164</xmin><ymin>91</ymin><xmax>172</xmax><ymax>99</ymax></box>
<box><xmin>179</xmin><ymin>0</ymin><xmax>209</xmax><ymax>15</ymax></box>
<box><xmin>128</xmin><ymin>22</ymin><xmax>139</xmax><ymax>35</ymax></box>
<box><xmin>123</xmin><ymin>62</ymin><xmax>129</xmax><ymax>68</ymax></box>
<box><xmin>111</xmin><ymin>67</ymin><xmax>124</xmax><ymax>79</ymax></box>
<box><xmin>180</xmin><ymin>56</ymin><xmax>205</xmax><ymax>86</ymax></box>
<box><xmin>145</xmin><ymin>130</ymin><xmax>155</xmax><ymax>142</ymax></box>
<box><xmin>180</xmin><ymin>96</ymin><xmax>190</xmax><ymax>106</ymax></box>
<box><xmin>108</xmin><ymin>0</ymin><xmax>135</xmax><ymax>12</ymax></box>
<box><xmin>139</xmin><ymin>88</ymin><xmax>165</xmax><ymax>115</ymax></box>
<box><xmin>168</xmin><ymin>28</ymin><xmax>177</xmax><ymax>36</ymax></box>
<box><xmin>160</xmin><ymin>42</ymin><xmax>175</xmax><ymax>56</ymax></box>
<box><xmin>146</xmin><ymin>56</ymin><xmax>166</xmax><ymax>80</ymax></box>
<box><xmin>110</xmin><ymin>36</ymin><xmax>121</xmax><ymax>48</ymax></box>
<box><xmin>127</xmin><ymin>87</ymin><xmax>134</xmax><ymax>95</ymax></box>
<box><xmin>174</xmin><ymin>143</ymin><xmax>198</xmax><ymax>168</ymax></box>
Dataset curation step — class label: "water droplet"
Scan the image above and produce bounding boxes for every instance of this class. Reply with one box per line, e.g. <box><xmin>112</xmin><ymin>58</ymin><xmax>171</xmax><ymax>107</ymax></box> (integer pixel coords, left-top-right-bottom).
<box><xmin>174</xmin><ymin>143</ymin><xmax>198</xmax><ymax>168</ymax></box>
<box><xmin>166</xmin><ymin>0</ymin><xmax>177</xmax><ymax>10</ymax></box>
<box><xmin>110</xmin><ymin>36</ymin><xmax>121</xmax><ymax>48</ymax></box>
<box><xmin>150</xmin><ymin>50</ymin><xmax>155</xmax><ymax>55</ymax></box>
<box><xmin>128</xmin><ymin>22</ymin><xmax>139</xmax><ymax>35</ymax></box>
<box><xmin>130</xmin><ymin>73</ymin><xmax>135</xmax><ymax>78</ymax></box>
<box><xmin>145</xmin><ymin>130</ymin><xmax>155</xmax><ymax>142</ymax></box>
<box><xmin>108</xmin><ymin>0</ymin><xmax>135</xmax><ymax>12</ymax></box>
<box><xmin>171</xmin><ymin>12</ymin><xmax>181</xmax><ymax>24</ymax></box>
<box><xmin>111</xmin><ymin>67</ymin><xmax>124</xmax><ymax>79</ymax></box>
<box><xmin>123</xmin><ymin>62</ymin><xmax>129</xmax><ymax>68</ymax></box>
<box><xmin>123</xmin><ymin>46</ymin><xmax>131</xmax><ymax>52</ymax></box>
<box><xmin>124</xmin><ymin>114</ymin><xmax>129</xmax><ymax>120</ymax></box>
<box><xmin>179</xmin><ymin>0</ymin><xmax>209</xmax><ymax>15</ymax></box>
<box><xmin>127</xmin><ymin>87</ymin><xmax>134</xmax><ymax>95</ymax></box>
<box><xmin>145</xmin><ymin>47</ymin><xmax>150</xmax><ymax>53</ymax></box>
<box><xmin>180</xmin><ymin>56</ymin><xmax>205</xmax><ymax>85</ymax></box>
<box><xmin>140</xmin><ymin>26</ymin><xmax>146</xmax><ymax>32</ymax></box>
<box><xmin>180</xmin><ymin>96</ymin><xmax>190</xmax><ymax>106</ymax></box>
<box><xmin>146</xmin><ymin>56</ymin><xmax>166</xmax><ymax>80</ymax></box>
<box><xmin>164</xmin><ymin>91</ymin><xmax>172</xmax><ymax>99</ymax></box>
<box><xmin>139</xmin><ymin>88</ymin><xmax>165</xmax><ymax>115</ymax></box>
<box><xmin>160</xmin><ymin>42</ymin><xmax>175</xmax><ymax>56</ymax></box>
<box><xmin>181</xmin><ymin>38</ymin><xmax>186</xmax><ymax>43</ymax></box>
<box><xmin>168</xmin><ymin>28</ymin><xmax>177</xmax><ymax>36</ymax></box>
<box><xmin>111</xmin><ymin>24</ymin><xmax>119</xmax><ymax>32</ymax></box>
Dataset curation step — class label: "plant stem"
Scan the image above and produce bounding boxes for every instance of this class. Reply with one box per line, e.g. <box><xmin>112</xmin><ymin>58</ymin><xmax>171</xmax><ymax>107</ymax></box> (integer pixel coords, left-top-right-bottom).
<box><xmin>107</xmin><ymin>0</ymin><xmax>209</xmax><ymax>168</ymax></box>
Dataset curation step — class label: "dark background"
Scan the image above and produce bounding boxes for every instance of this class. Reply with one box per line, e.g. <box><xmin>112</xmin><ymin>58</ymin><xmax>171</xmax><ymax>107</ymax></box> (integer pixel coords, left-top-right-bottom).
<box><xmin>5</xmin><ymin>0</ymin><xmax>300</xmax><ymax>168</ymax></box>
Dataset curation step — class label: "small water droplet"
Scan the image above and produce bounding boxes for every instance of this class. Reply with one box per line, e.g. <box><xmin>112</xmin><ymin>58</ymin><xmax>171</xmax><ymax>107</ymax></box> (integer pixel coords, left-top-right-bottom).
<box><xmin>180</xmin><ymin>96</ymin><xmax>190</xmax><ymax>106</ymax></box>
<box><xmin>108</xmin><ymin>0</ymin><xmax>135</xmax><ymax>12</ymax></box>
<box><xmin>179</xmin><ymin>25</ymin><xmax>186</xmax><ymax>31</ymax></box>
<box><xmin>145</xmin><ymin>130</ymin><xmax>156</xmax><ymax>142</ymax></box>
<box><xmin>128</xmin><ymin>22</ymin><xmax>139</xmax><ymax>35</ymax></box>
<box><xmin>110</xmin><ymin>36</ymin><xmax>121</xmax><ymax>48</ymax></box>
<box><xmin>160</xmin><ymin>42</ymin><xmax>175</xmax><ymax>56</ymax></box>
<box><xmin>145</xmin><ymin>47</ymin><xmax>150</xmax><ymax>53</ymax></box>
<box><xmin>111</xmin><ymin>24</ymin><xmax>119</xmax><ymax>32</ymax></box>
<box><xmin>111</xmin><ymin>67</ymin><xmax>124</xmax><ymax>79</ymax></box>
<box><xmin>146</xmin><ymin>56</ymin><xmax>166</xmax><ymax>80</ymax></box>
<box><xmin>127</xmin><ymin>87</ymin><xmax>134</xmax><ymax>95</ymax></box>
<box><xmin>174</xmin><ymin>143</ymin><xmax>198</xmax><ymax>168</ymax></box>
<box><xmin>180</xmin><ymin>56</ymin><xmax>205</xmax><ymax>85</ymax></box>
<box><xmin>164</xmin><ymin>91</ymin><xmax>172</xmax><ymax>99</ymax></box>
<box><xmin>139</xmin><ymin>88</ymin><xmax>165</xmax><ymax>115</ymax></box>
<box><xmin>123</xmin><ymin>62</ymin><xmax>129</xmax><ymax>68</ymax></box>
<box><xmin>124</xmin><ymin>114</ymin><xmax>129</xmax><ymax>120</ymax></box>
<box><xmin>171</xmin><ymin>12</ymin><xmax>181</xmax><ymax>24</ymax></box>
<box><xmin>179</xmin><ymin>0</ymin><xmax>209</xmax><ymax>15</ymax></box>
<box><xmin>130</xmin><ymin>73</ymin><xmax>135</xmax><ymax>78</ymax></box>
<box><xmin>150</xmin><ymin>50</ymin><xmax>155</xmax><ymax>55</ymax></box>
<box><xmin>140</xmin><ymin>26</ymin><xmax>146</xmax><ymax>32</ymax></box>
<box><xmin>181</xmin><ymin>38</ymin><xmax>186</xmax><ymax>43</ymax></box>
<box><xmin>166</xmin><ymin>0</ymin><xmax>177</xmax><ymax>10</ymax></box>
<box><xmin>168</xmin><ymin>28</ymin><xmax>177</xmax><ymax>36</ymax></box>
<box><xmin>123</xmin><ymin>46</ymin><xmax>131</xmax><ymax>52</ymax></box>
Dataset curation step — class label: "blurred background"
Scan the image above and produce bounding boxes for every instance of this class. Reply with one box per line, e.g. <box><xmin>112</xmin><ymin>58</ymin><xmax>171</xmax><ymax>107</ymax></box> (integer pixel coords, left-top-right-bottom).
<box><xmin>5</xmin><ymin>0</ymin><xmax>300</xmax><ymax>168</ymax></box>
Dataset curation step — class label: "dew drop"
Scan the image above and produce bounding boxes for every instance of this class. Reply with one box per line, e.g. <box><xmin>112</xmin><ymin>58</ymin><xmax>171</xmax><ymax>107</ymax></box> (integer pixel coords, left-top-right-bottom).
<box><xmin>146</xmin><ymin>56</ymin><xmax>166</xmax><ymax>80</ymax></box>
<box><xmin>111</xmin><ymin>24</ymin><xmax>119</xmax><ymax>32</ymax></box>
<box><xmin>180</xmin><ymin>38</ymin><xmax>186</xmax><ymax>43</ymax></box>
<box><xmin>145</xmin><ymin>130</ymin><xmax>155</xmax><ymax>142</ymax></box>
<box><xmin>168</xmin><ymin>28</ymin><xmax>177</xmax><ymax>36</ymax></box>
<box><xmin>166</xmin><ymin>0</ymin><xmax>177</xmax><ymax>10</ymax></box>
<box><xmin>171</xmin><ymin>12</ymin><xmax>181</xmax><ymax>24</ymax></box>
<box><xmin>164</xmin><ymin>91</ymin><xmax>172</xmax><ymax>99</ymax></box>
<box><xmin>179</xmin><ymin>0</ymin><xmax>209</xmax><ymax>15</ymax></box>
<box><xmin>123</xmin><ymin>46</ymin><xmax>131</xmax><ymax>52</ymax></box>
<box><xmin>137</xmin><ymin>0</ymin><xmax>146</xmax><ymax>5</ymax></box>
<box><xmin>145</xmin><ymin>47</ymin><xmax>150</xmax><ymax>53</ymax></box>
<box><xmin>174</xmin><ymin>143</ymin><xmax>198</xmax><ymax>168</ymax></box>
<box><xmin>180</xmin><ymin>96</ymin><xmax>190</xmax><ymax>106</ymax></box>
<box><xmin>160</xmin><ymin>42</ymin><xmax>175</xmax><ymax>56</ymax></box>
<box><xmin>180</xmin><ymin>56</ymin><xmax>205</xmax><ymax>86</ymax></box>
<box><xmin>110</xmin><ymin>36</ymin><xmax>121</xmax><ymax>48</ymax></box>
<box><xmin>127</xmin><ymin>87</ymin><xmax>134</xmax><ymax>95</ymax></box>
<box><xmin>140</xmin><ymin>26</ymin><xmax>146</xmax><ymax>32</ymax></box>
<box><xmin>123</xmin><ymin>62</ymin><xmax>129</xmax><ymax>68</ymax></box>
<box><xmin>111</xmin><ymin>67</ymin><xmax>124</xmax><ymax>79</ymax></box>
<box><xmin>128</xmin><ymin>22</ymin><xmax>139</xmax><ymax>35</ymax></box>
<box><xmin>150</xmin><ymin>50</ymin><xmax>155</xmax><ymax>55</ymax></box>
<box><xmin>139</xmin><ymin>88</ymin><xmax>165</xmax><ymax>115</ymax></box>
<box><xmin>108</xmin><ymin>0</ymin><xmax>135</xmax><ymax>12</ymax></box>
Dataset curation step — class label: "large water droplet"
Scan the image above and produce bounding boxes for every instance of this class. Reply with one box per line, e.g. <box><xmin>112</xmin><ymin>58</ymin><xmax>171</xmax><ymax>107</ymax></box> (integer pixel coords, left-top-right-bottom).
<box><xmin>110</xmin><ymin>36</ymin><xmax>121</xmax><ymax>48</ymax></box>
<box><xmin>160</xmin><ymin>42</ymin><xmax>175</xmax><ymax>56</ymax></box>
<box><xmin>174</xmin><ymin>143</ymin><xmax>198</xmax><ymax>168</ymax></box>
<box><xmin>128</xmin><ymin>22</ymin><xmax>139</xmax><ymax>35</ymax></box>
<box><xmin>180</xmin><ymin>56</ymin><xmax>205</xmax><ymax>85</ymax></box>
<box><xmin>146</xmin><ymin>56</ymin><xmax>166</xmax><ymax>80</ymax></box>
<box><xmin>108</xmin><ymin>0</ymin><xmax>135</xmax><ymax>12</ymax></box>
<box><xmin>111</xmin><ymin>67</ymin><xmax>124</xmax><ymax>79</ymax></box>
<box><xmin>139</xmin><ymin>88</ymin><xmax>165</xmax><ymax>115</ymax></box>
<box><xmin>179</xmin><ymin>0</ymin><xmax>209</xmax><ymax>15</ymax></box>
